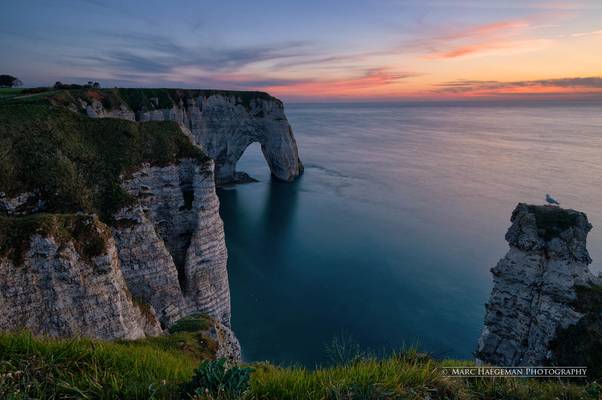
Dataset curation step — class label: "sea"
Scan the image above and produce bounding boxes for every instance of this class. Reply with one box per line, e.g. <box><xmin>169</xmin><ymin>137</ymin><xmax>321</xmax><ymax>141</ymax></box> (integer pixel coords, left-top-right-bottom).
<box><xmin>217</xmin><ymin>101</ymin><xmax>602</xmax><ymax>367</ymax></box>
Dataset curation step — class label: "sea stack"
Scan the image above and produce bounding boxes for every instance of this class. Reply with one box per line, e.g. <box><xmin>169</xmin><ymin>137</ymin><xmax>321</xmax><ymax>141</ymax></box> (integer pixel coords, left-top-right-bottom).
<box><xmin>477</xmin><ymin>203</ymin><xmax>602</xmax><ymax>367</ymax></box>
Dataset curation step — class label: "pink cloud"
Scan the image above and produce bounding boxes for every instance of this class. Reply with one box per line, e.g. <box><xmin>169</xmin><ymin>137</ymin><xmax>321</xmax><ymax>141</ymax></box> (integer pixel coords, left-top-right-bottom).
<box><xmin>411</xmin><ymin>17</ymin><xmax>553</xmax><ymax>59</ymax></box>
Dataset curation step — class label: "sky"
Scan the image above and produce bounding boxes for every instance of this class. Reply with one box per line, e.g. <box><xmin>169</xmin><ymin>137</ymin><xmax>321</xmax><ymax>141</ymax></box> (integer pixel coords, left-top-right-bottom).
<box><xmin>1</xmin><ymin>0</ymin><xmax>602</xmax><ymax>101</ymax></box>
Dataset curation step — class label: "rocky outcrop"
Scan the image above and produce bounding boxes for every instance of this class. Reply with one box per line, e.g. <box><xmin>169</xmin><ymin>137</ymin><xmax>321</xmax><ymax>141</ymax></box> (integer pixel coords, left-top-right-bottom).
<box><xmin>477</xmin><ymin>203</ymin><xmax>600</xmax><ymax>366</ymax></box>
<box><xmin>114</xmin><ymin>159</ymin><xmax>231</xmax><ymax>327</ymax></box>
<box><xmin>0</xmin><ymin>217</ymin><xmax>162</xmax><ymax>340</ymax></box>
<box><xmin>0</xmin><ymin>88</ymin><xmax>302</xmax><ymax>362</ymax></box>
<box><xmin>0</xmin><ymin>191</ymin><xmax>45</xmax><ymax>216</ymax></box>
<box><xmin>0</xmin><ymin>156</ymin><xmax>239</xmax><ymax>357</ymax></box>
<box><xmin>209</xmin><ymin>319</ymin><xmax>242</xmax><ymax>362</ymax></box>
<box><xmin>84</xmin><ymin>99</ymin><xmax>135</xmax><ymax>121</ymax></box>
<box><xmin>82</xmin><ymin>90</ymin><xmax>303</xmax><ymax>184</ymax></box>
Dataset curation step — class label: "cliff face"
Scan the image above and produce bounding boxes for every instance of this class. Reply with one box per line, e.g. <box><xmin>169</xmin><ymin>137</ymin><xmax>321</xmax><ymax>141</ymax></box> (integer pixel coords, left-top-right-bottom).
<box><xmin>477</xmin><ymin>203</ymin><xmax>600</xmax><ymax>366</ymax></box>
<box><xmin>114</xmin><ymin>159</ymin><xmax>230</xmax><ymax>326</ymax></box>
<box><xmin>80</xmin><ymin>89</ymin><xmax>303</xmax><ymax>184</ymax></box>
<box><xmin>0</xmin><ymin>98</ymin><xmax>243</xmax><ymax>361</ymax></box>
<box><xmin>0</xmin><ymin>215</ymin><xmax>161</xmax><ymax>340</ymax></box>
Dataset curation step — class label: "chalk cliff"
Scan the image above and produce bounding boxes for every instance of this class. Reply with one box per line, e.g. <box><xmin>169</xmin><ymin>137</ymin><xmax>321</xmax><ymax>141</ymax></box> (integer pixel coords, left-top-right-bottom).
<box><xmin>477</xmin><ymin>203</ymin><xmax>601</xmax><ymax>367</ymax></box>
<box><xmin>0</xmin><ymin>91</ymin><xmax>287</xmax><ymax>361</ymax></box>
<box><xmin>0</xmin><ymin>215</ymin><xmax>161</xmax><ymax>340</ymax></box>
<box><xmin>80</xmin><ymin>89</ymin><xmax>303</xmax><ymax>184</ymax></box>
<box><xmin>113</xmin><ymin>159</ymin><xmax>230</xmax><ymax>326</ymax></box>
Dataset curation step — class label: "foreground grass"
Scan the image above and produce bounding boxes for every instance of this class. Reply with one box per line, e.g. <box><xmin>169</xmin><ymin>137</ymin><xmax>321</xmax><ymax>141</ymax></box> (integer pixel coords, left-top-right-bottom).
<box><xmin>1</xmin><ymin>333</ymin><xmax>600</xmax><ymax>400</ymax></box>
<box><xmin>0</xmin><ymin>332</ymin><xmax>194</xmax><ymax>399</ymax></box>
<box><xmin>249</xmin><ymin>355</ymin><xmax>600</xmax><ymax>400</ymax></box>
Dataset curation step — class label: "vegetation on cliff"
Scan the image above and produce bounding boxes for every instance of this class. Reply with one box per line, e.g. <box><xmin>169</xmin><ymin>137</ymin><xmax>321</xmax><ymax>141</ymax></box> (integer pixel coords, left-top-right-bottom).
<box><xmin>1</xmin><ymin>86</ymin><xmax>275</xmax><ymax>113</ymax></box>
<box><xmin>551</xmin><ymin>284</ymin><xmax>602</xmax><ymax>378</ymax></box>
<box><xmin>0</xmin><ymin>214</ymin><xmax>109</xmax><ymax>266</ymax></box>
<box><xmin>0</xmin><ymin>332</ymin><xmax>599</xmax><ymax>400</ymax></box>
<box><xmin>0</xmin><ymin>96</ymin><xmax>209</xmax><ymax>264</ymax></box>
<box><xmin>0</xmin><ymin>101</ymin><xmax>206</xmax><ymax>218</ymax></box>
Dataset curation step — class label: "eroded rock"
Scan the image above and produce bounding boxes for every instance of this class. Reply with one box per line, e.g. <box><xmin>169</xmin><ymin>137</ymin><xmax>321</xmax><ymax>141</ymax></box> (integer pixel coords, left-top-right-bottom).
<box><xmin>477</xmin><ymin>203</ymin><xmax>600</xmax><ymax>366</ymax></box>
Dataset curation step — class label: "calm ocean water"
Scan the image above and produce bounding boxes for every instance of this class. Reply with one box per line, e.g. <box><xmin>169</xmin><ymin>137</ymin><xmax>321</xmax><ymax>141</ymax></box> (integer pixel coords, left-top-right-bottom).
<box><xmin>218</xmin><ymin>101</ymin><xmax>602</xmax><ymax>367</ymax></box>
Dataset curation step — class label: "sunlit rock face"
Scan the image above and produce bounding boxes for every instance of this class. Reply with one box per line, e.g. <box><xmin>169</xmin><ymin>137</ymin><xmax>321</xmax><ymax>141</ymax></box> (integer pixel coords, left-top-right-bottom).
<box><xmin>85</xmin><ymin>91</ymin><xmax>304</xmax><ymax>185</ymax></box>
<box><xmin>477</xmin><ymin>203</ymin><xmax>599</xmax><ymax>366</ymax></box>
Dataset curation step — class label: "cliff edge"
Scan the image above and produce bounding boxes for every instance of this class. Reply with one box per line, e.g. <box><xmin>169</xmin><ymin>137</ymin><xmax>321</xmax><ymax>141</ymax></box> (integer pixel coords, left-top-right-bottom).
<box><xmin>53</xmin><ymin>88</ymin><xmax>303</xmax><ymax>184</ymax></box>
<box><xmin>0</xmin><ymin>95</ymin><xmax>244</xmax><ymax>360</ymax></box>
<box><xmin>477</xmin><ymin>203</ymin><xmax>602</xmax><ymax>371</ymax></box>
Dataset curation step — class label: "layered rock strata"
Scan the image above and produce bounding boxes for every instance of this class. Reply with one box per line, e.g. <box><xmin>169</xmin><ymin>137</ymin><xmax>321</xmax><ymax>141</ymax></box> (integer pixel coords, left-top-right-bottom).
<box><xmin>0</xmin><ymin>217</ymin><xmax>162</xmax><ymax>340</ymax></box>
<box><xmin>83</xmin><ymin>91</ymin><xmax>303</xmax><ymax>184</ymax></box>
<box><xmin>0</xmin><ymin>88</ymin><xmax>304</xmax><ymax>362</ymax></box>
<box><xmin>477</xmin><ymin>203</ymin><xmax>600</xmax><ymax>366</ymax></box>
<box><xmin>113</xmin><ymin>159</ymin><xmax>230</xmax><ymax>326</ymax></box>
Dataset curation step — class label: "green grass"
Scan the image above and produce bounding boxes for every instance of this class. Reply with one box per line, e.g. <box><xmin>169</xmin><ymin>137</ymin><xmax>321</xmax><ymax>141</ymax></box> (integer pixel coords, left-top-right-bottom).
<box><xmin>0</xmin><ymin>87</ymin><xmax>277</xmax><ymax>112</ymax></box>
<box><xmin>0</xmin><ymin>332</ymin><xmax>195</xmax><ymax>400</ymax></box>
<box><xmin>249</xmin><ymin>354</ymin><xmax>599</xmax><ymax>400</ymax></box>
<box><xmin>0</xmin><ymin>333</ymin><xmax>598</xmax><ymax>400</ymax></box>
<box><xmin>0</xmin><ymin>102</ymin><xmax>207</xmax><ymax>222</ymax></box>
<box><xmin>0</xmin><ymin>88</ymin><xmax>24</xmax><ymax>98</ymax></box>
<box><xmin>119</xmin><ymin>315</ymin><xmax>218</xmax><ymax>362</ymax></box>
<box><xmin>169</xmin><ymin>314</ymin><xmax>212</xmax><ymax>334</ymax></box>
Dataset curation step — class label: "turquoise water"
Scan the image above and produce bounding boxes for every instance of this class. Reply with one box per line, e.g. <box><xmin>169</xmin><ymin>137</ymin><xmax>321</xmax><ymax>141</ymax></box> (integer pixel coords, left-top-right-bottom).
<box><xmin>218</xmin><ymin>101</ymin><xmax>602</xmax><ymax>367</ymax></box>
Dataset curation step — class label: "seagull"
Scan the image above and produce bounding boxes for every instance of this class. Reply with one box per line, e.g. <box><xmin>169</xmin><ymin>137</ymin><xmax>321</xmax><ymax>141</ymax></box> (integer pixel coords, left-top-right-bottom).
<box><xmin>546</xmin><ymin>194</ymin><xmax>560</xmax><ymax>206</ymax></box>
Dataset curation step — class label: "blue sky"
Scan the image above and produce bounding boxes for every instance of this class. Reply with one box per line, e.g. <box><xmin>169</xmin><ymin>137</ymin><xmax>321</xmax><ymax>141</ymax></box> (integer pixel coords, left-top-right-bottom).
<box><xmin>2</xmin><ymin>0</ymin><xmax>602</xmax><ymax>100</ymax></box>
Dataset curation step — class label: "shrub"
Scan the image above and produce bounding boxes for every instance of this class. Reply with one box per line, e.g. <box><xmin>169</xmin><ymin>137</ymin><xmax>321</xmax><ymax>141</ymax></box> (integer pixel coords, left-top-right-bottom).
<box><xmin>182</xmin><ymin>359</ymin><xmax>252</xmax><ymax>400</ymax></box>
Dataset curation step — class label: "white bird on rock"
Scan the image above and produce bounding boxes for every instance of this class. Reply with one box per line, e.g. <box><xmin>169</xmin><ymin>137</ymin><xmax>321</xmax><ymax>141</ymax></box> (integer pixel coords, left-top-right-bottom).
<box><xmin>545</xmin><ymin>194</ymin><xmax>560</xmax><ymax>206</ymax></box>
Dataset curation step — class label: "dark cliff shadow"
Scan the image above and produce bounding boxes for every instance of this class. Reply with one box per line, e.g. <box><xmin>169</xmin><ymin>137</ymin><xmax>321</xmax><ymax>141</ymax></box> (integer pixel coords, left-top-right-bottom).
<box><xmin>218</xmin><ymin>187</ymin><xmax>248</xmax><ymax>242</ymax></box>
<box><xmin>258</xmin><ymin>175</ymin><xmax>302</xmax><ymax>254</ymax></box>
<box><xmin>217</xmin><ymin>173</ymin><xmax>302</xmax><ymax>273</ymax></box>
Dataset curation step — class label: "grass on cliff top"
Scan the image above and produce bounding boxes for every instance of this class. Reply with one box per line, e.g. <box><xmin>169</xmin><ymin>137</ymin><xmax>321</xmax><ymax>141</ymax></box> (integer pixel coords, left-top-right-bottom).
<box><xmin>0</xmin><ymin>102</ymin><xmax>207</xmax><ymax>219</ymax></box>
<box><xmin>118</xmin><ymin>314</ymin><xmax>217</xmax><ymax>363</ymax></box>
<box><xmin>0</xmin><ymin>87</ymin><xmax>276</xmax><ymax>112</ymax></box>
<box><xmin>0</xmin><ymin>213</ymin><xmax>109</xmax><ymax>266</ymax></box>
<box><xmin>1</xmin><ymin>332</ymin><xmax>600</xmax><ymax>400</ymax></box>
<box><xmin>0</xmin><ymin>332</ymin><xmax>194</xmax><ymax>400</ymax></box>
<box><xmin>526</xmin><ymin>205</ymin><xmax>581</xmax><ymax>240</ymax></box>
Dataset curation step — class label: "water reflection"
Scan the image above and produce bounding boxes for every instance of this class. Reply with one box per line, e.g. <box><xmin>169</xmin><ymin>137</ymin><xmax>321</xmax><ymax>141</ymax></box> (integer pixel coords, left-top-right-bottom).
<box><xmin>259</xmin><ymin>177</ymin><xmax>301</xmax><ymax>252</ymax></box>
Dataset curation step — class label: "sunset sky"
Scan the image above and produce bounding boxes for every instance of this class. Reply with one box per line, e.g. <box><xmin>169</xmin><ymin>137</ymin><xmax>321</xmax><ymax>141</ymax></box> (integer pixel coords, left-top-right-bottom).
<box><xmin>2</xmin><ymin>0</ymin><xmax>602</xmax><ymax>101</ymax></box>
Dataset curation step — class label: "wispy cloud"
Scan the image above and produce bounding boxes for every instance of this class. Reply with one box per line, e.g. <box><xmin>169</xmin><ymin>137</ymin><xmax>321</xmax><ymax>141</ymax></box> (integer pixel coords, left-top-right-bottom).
<box><xmin>407</xmin><ymin>18</ymin><xmax>553</xmax><ymax>59</ymax></box>
<box><xmin>393</xmin><ymin>0</ymin><xmax>597</xmax><ymax>11</ymax></box>
<box><xmin>69</xmin><ymin>31</ymin><xmax>311</xmax><ymax>75</ymax></box>
<box><xmin>571</xmin><ymin>29</ymin><xmax>602</xmax><ymax>37</ymax></box>
<box><xmin>435</xmin><ymin>77</ymin><xmax>602</xmax><ymax>94</ymax></box>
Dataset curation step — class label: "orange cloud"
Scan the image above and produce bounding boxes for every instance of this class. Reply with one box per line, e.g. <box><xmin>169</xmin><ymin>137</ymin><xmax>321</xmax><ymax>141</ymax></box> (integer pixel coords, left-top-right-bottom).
<box><xmin>259</xmin><ymin>69</ymin><xmax>417</xmax><ymax>98</ymax></box>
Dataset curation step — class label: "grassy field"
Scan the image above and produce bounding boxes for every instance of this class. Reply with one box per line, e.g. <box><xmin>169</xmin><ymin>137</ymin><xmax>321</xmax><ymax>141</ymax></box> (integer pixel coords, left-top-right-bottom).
<box><xmin>0</xmin><ymin>332</ymin><xmax>599</xmax><ymax>400</ymax></box>
<box><xmin>0</xmin><ymin>88</ymin><xmax>25</xmax><ymax>97</ymax></box>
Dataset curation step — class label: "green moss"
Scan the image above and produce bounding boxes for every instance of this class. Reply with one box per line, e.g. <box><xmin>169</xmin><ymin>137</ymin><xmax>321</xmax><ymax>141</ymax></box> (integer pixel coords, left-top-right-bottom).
<box><xmin>526</xmin><ymin>205</ymin><xmax>580</xmax><ymax>241</ymax></box>
<box><xmin>0</xmin><ymin>102</ymin><xmax>207</xmax><ymax>223</ymax></box>
<box><xmin>168</xmin><ymin>314</ymin><xmax>211</xmax><ymax>334</ymax></box>
<box><xmin>123</xmin><ymin>314</ymin><xmax>217</xmax><ymax>364</ymax></box>
<box><xmin>0</xmin><ymin>214</ymin><xmax>108</xmax><ymax>266</ymax></box>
